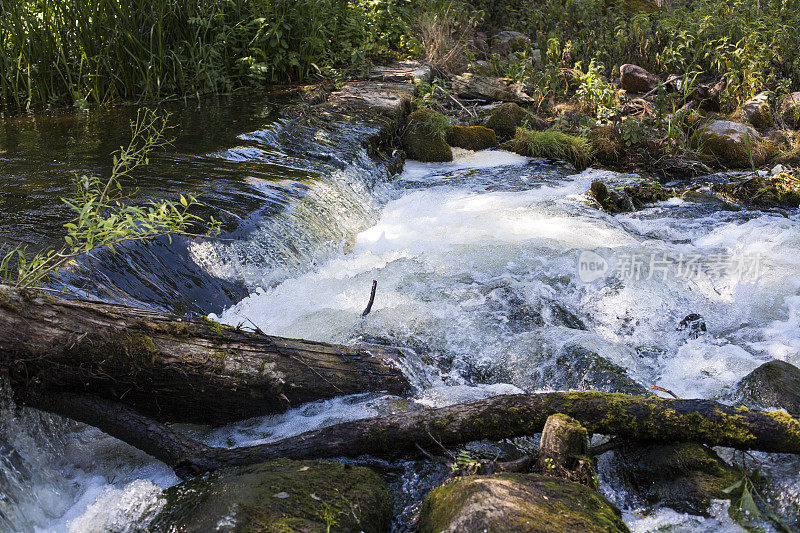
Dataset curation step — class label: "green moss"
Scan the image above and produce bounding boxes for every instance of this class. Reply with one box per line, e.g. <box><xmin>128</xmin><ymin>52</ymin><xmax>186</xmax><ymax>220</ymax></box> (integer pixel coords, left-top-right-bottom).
<box><xmin>403</xmin><ymin>109</ymin><xmax>453</xmax><ymax>162</ymax></box>
<box><xmin>588</xmin><ymin>179</ymin><xmax>676</xmax><ymax>213</ymax></box>
<box><xmin>504</xmin><ymin>128</ymin><xmax>592</xmax><ymax>170</ymax></box>
<box><xmin>446</xmin><ymin>125</ymin><xmax>497</xmax><ymax>151</ymax></box>
<box><xmin>151</xmin><ymin>459</ymin><xmax>391</xmax><ymax>533</ymax></box>
<box><xmin>419</xmin><ymin>474</ymin><xmax>629</xmax><ymax>533</ymax></box>
<box><xmin>485</xmin><ymin>102</ymin><xmax>534</xmax><ymax>139</ymax></box>
<box><xmin>699</xmin><ymin>120</ymin><xmax>766</xmax><ymax>168</ymax></box>
<box><xmin>711</xmin><ymin>170</ymin><xmax>800</xmax><ymax>208</ymax></box>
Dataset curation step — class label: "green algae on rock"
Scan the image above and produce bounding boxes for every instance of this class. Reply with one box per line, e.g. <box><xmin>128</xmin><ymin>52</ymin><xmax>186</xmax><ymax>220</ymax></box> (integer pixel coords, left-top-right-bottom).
<box><xmin>711</xmin><ymin>169</ymin><xmax>800</xmax><ymax>209</ymax></box>
<box><xmin>149</xmin><ymin>458</ymin><xmax>392</xmax><ymax>532</ymax></box>
<box><xmin>403</xmin><ymin>109</ymin><xmax>453</xmax><ymax>162</ymax></box>
<box><xmin>613</xmin><ymin>442</ymin><xmax>739</xmax><ymax>515</ymax></box>
<box><xmin>446</xmin><ymin>125</ymin><xmax>498</xmax><ymax>151</ymax></box>
<box><xmin>485</xmin><ymin>102</ymin><xmax>544</xmax><ymax>140</ymax></box>
<box><xmin>418</xmin><ymin>474</ymin><xmax>629</xmax><ymax>533</ymax></box>
<box><xmin>588</xmin><ymin>179</ymin><xmax>676</xmax><ymax>214</ymax></box>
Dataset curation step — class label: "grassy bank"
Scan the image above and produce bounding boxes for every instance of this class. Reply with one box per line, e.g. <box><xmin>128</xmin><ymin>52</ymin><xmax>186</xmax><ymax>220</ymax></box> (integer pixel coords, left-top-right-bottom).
<box><xmin>2</xmin><ymin>0</ymin><xmax>799</xmax><ymax>112</ymax></box>
<box><xmin>0</xmin><ymin>0</ymin><xmax>421</xmax><ymax>109</ymax></box>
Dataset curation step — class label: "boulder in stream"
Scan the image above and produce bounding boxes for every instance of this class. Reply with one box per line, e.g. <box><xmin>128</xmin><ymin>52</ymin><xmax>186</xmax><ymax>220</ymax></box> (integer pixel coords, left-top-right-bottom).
<box><xmin>418</xmin><ymin>473</ymin><xmax>630</xmax><ymax>533</ymax></box>
<box><xmin>736</xmin><ymin>360</ymin><xmax>800</xmax><ymax>417</ymax></box>
<box><xmin>149</xmin><ymin>458</ymin><xmax>392</xmax><ymax>532</ymax></box>
<box><xmin>485</xmin><ymin>102</ymin><xmax>545</xmax><ymax>140</ymax></box>
<box><xmin>446</xmin><ymin>125</ymin><xmax>498</xmax><ymax>151</ymax></box>
<box><xmin>537</xmin><ymin>345</ymin><xmax>648</xmax><ymax>396</ymax></box>
<box><xmin>612</xmin><ymin>442</ymin><xmax>739</xmax><ymax>515</ymax></box>
<box><xmin>403</xmin><ymin>109</ymin><xmax>453</xmax><ymax>162</ymax></box>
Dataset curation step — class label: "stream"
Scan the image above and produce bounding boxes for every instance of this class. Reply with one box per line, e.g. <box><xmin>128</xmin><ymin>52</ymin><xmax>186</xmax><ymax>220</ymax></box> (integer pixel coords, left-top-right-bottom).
<box><xmin>1</xmin><ymin>96</ymin><xmax>799</xmax><ymax>532</ymax></box>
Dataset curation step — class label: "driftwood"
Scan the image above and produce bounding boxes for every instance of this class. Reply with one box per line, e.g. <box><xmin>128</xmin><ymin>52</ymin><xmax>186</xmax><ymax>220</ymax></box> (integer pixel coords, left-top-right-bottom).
<box><xmin>0</xmin><ymin>285</ymin><xmax>409</xmax><ymax>424</ymax></box>
<box><xmin>24</xmin><ymin>390</ymin><xmax>800</xmax><ymax>479</ymax></box>
<box><xmin>673</xmin><ymin>75</ymin><xmax>728</xmax><ymax>121</ymax></box>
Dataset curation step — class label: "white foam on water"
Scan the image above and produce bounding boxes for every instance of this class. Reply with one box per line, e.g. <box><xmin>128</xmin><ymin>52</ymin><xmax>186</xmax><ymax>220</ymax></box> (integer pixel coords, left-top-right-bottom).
<box><xmin>625</xmin><ymin>501</ymin><xmax>745</xmax><ymax>533</ymax></box>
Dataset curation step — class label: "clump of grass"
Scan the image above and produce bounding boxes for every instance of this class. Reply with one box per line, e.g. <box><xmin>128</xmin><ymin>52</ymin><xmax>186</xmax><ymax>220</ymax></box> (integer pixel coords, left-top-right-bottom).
<box><xmin>504</xmin><ymin>128</ymin><xmax>592</xmax><ymax>170</ymax></box>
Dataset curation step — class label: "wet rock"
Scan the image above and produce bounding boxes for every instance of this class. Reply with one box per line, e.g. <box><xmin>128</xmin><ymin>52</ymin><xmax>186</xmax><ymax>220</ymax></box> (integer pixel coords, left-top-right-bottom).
<box><xmin>452</xmin><ymin>73</ymin><xmax>534</xmax><ymax>104</ymax></box>
<box><xmin>369</xmin><ymin>61</ymin><xmax>433</xmax><ymax>84</ymax></box>
<box><xmin>678</xmin><ymin>313</ymin><xmax>707</xmax><ymax>339</ymax></box>
<box><xmin>588</xmin><ymin>180</ymin><xmax>676</xmax><ymax>214</ymax></box>
<box><xmin>489</xmin><ymin>31</ymin><xmax>531</xmax><ymax>56</ymax></box>
<box><xmin>446</xmin><ymin>125</ymin><xmax>498</xmax><ymax>151</ymax></box>
<box><xmin>740</xmin><ymin>92</ymin><xmax>773</xmax><ymax>130</ymax></box>
<box><xmin>485</xmin><ymin>102</ymin><xmax>544</xmax><ymax>140</ymax></box>
<box><xmin>619</xmin><ymin>64</ymin><xmax>660</xmax><ymax>94</ymax></box>
<box><xmin>327</xmin><ymin>81</ymin><xmax>414</xmax><ymax>121</ymax></box>
<box><xmin>736</xmin><ymin>360</ymin><xmax>800</xmax><ymax>417</ymax></box>
<box><xmin>779</xmin><ymin>91</ymin><xmax>800</xmax><ymax>129</ymax></box>
<box><xmin>537</xmin><ymin>345</ymin><xmax>648</xmax><ymax>396</ymax></box>
<box><xmin>150</xmin><ymin>459</ymin><xmax>392</xmax><ymax>532</ymax></box>
<box><xmin>613</xmin><ymin>442</ymin><xmax>739</xmax><ymax>515</ymax></box>
<box><xmin>403</xmin><ymin>109</ymin><xmax>453</xmax><ymax>162</ymax></box>
<box><xmin>710</xmin><ymin>169</ymin><xmax>800</xmax><ymax>209</ymax></box>
<box><xmin>418</xmin><ymin>474</ymin><xmax>629</xmax><ymax>533</ymax></box>
<box><xmin>698</xmin><ymin>120</ymin><xmax>766</xmax><ymax>168</ymax></box>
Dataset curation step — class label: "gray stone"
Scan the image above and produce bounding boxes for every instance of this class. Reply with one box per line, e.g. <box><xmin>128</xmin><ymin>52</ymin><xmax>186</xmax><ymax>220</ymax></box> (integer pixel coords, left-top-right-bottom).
<box><xmin>327</xmin><ymin>81</ymin><xmax>414</xmax><ymax>120</ymax></box>
<box><xmin>699</xmin><ymin>120</ymin><xmax>765</xmax><ymax>168</ymax></box>
<box><xmin>452</xmin><ymin>73</ymin><xmax>534</xmax><ymax>103</ymax></box>
<box><xmin>369</xmin><ymin>61</ymin><xmax>433</xmax><ymax>84</ymax></box>
<box><xmin>740</xmin><ymin>92</ymin><xmax>773</xmax><ymax>130</ymax></box>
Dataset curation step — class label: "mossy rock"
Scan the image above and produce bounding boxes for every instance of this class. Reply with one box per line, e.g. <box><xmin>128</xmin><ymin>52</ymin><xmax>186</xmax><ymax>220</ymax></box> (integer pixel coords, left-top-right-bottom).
<box><xmin>403</xmin><ymin>109</ymin><xmax>453</xmax><ymax>162</ymax></box>
<box><xmin>710</xmin><ymin>169</ymin><xmax>800</xmax><ymax>208</ymax></box>
<box><xmin>736</xmin><ymin>360</ymin><xmax>800</xmax><ymax>417</ymax></box>
<box><xmin>613</xmin><ymin>443</ymin><xmax>739</xmax><ymax>515</ymax></box>
<box><xmin>779</xmin><ymin>91</ymin><xmax>800</xmax><ymax>129</ymax></box>
<box><xmin>149</xmin><ymin>459</ymin><xmax>392</xmax><ymax>532</ymax></box>
<box><xmin>698</xmin><ymin>120</ymin><xmax>766</xmax><ymax>168</ymax></box>
<box><xmin>739</xmin><ymin>92</ymin><xmax>773</xmax><ymax>130</ymax></box>
<box><xmin>446</xmin><ymin>125</ymin><xmax>498</xmax><ymax>151</ymax></box>
<box><xmin>588</xmin><ymin>179</ymin><xmax>676</xmax><ymax>214</ymax></box>
<box><xmin>486</xmin><ymin>103</ymin><xmax>543</xmax><ymax>140</ymax></box>
<box><xmin>418</xmin><ymin>474</ymin><xmax>630</xmax><ymax>533</ymax></box>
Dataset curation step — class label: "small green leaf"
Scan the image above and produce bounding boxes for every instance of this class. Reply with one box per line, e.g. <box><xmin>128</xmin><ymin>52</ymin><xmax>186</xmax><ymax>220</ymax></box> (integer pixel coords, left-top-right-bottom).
<box><xmin>722</xmin><ymin>479</ymin><xmax>744</xmax><ymax>494</ymax></box>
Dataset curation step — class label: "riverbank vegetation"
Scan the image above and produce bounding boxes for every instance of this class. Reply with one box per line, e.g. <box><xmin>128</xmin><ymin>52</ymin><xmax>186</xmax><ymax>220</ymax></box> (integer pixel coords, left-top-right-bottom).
<box><xmin>2</xmin><ymin>0</ymin><xmax>798</xmax><ymax>112</ymax></box>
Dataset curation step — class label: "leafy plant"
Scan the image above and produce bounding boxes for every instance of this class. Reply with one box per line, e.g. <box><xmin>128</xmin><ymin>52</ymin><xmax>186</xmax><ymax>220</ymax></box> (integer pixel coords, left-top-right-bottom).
<box><xmin>0</xmin><ymin>109</ymin><xmax>221</xmax><ymax>289</ymax></box>
<box><xmin>724</xmin><ymin>469</ymin><xmax>792</xmax><ymax>532</ymax></box>
<box><xmin>450</xmin><ymin>449</ymin><xmax>481</xmax><ymax>477</ymax></box>
<box><xmin>576</xmin><ymin>59</ymin><xmax>617</xmax><ymax>119</ymax></box>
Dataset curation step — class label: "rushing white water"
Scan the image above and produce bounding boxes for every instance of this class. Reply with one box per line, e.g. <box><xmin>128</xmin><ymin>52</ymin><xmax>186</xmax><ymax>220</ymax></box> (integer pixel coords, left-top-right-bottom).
<box><xmin>211</xmin><ymin>148</ymin><xmax>800</xmax><ymax>529</ymax></box>
<box><xmin>5</xmin><ymin>139</ymin><xmax>800</xmax><ymax>531</ymax></box>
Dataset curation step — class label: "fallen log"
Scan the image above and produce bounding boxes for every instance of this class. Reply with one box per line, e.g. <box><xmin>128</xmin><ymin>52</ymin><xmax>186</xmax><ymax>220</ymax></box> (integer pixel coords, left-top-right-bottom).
<box><xmin>0</xmin><ymin>285</ymin><xmax>409</xmax><ymax>424</ymax></box>
<box><xmin>24</xmin><ymin>390</ymin><xmax>800</xmax><ymax>478</ymax></box>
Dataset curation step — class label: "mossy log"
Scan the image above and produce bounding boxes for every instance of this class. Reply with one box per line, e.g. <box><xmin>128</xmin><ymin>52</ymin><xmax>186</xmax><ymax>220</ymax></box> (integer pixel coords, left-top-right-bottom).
<box><xmin>25</xmin><ymin>390</ymin><xmax>800</xmax><ymax>479</ymax></box>
<box><xmin>0</xmin><ymin>285</ymin><xmax>409</xmax><ymax>424</ymax></box>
